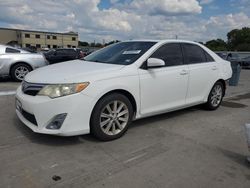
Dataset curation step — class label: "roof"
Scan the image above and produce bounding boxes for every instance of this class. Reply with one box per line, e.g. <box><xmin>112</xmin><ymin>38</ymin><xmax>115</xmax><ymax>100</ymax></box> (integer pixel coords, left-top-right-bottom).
<box><xmin>0</xmin><ymin>27</ymin><xmax>78</xmax><ymax>36</ymax></box>
<box><xmin>0</xmin><ymin>44</ymin><xmax>29</xmax><ymax>54</ymax></box>
<box><xmin>123</xmin><ymin>39</ymin><xmax>202</xmax><ymax>46</ymax></box>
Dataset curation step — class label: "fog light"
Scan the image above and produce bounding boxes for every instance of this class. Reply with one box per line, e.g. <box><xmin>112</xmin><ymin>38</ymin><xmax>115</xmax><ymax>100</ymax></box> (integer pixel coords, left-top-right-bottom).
<box><xmin>46</xmin><ymin>113</ymin><xmax>67</xmax><ymax>130</ymax></box>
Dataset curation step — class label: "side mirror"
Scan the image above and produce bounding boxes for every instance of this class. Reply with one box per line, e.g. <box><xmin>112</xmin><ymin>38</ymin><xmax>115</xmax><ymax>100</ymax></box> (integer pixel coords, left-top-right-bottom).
<box><xmin>147</xmin><ymin>58</ymin><xmax>165</xmax><ymax>68</ymax></box>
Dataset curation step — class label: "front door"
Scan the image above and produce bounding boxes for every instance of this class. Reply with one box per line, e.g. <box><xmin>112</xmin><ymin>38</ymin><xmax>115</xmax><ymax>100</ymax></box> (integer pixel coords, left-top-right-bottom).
<box><xmin>138</xmin><ymin>43</ymin><xmax>189</xmax><ymax>117</ymax></box>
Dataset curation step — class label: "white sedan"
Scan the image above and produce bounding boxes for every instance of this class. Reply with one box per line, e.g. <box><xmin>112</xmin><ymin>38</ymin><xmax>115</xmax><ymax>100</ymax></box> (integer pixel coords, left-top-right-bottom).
<box><xmin>15</xmin><ymin>40</ymin><xmax>232</xmax><ymax>141</ymax></box>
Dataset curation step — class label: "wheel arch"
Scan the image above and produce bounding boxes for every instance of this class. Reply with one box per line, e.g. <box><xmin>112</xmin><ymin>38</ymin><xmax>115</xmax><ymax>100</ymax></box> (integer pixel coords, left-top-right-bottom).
<box><xmin>205</xmin><ymin>79</ymin><xmax>226</xmax><ymax>102</ymax></box>
<box><xmin>9</xmin><ymin>62</ymin><xmax>33</xmax><ymax>76</ymax></box>
<box><xmin>216</xmin><ymin>79</ymin><xmax>226</xmax><ymax>96</ymax></box>
<box><xmin>92</xmin><ymin>89</ymin><xmax>138</xmax><ymax>119</ymax></box>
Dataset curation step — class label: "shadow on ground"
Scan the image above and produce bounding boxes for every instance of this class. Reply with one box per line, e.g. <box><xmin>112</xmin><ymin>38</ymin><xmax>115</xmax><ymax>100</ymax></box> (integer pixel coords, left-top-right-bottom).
<box><xmin>0</xmin><ymin>77</ymin><xmax>13</xmax><ymax>82</ymax></box>
<box><xmin>13</xmin><ymin>105</ymin><xmax>202</xmax><ymax>146</ymax></box>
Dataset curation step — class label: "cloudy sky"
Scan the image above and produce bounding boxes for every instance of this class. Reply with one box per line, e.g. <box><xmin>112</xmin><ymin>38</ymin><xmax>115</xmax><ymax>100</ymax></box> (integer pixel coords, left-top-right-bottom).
<box><xmin>0</xmin><ymin>0</ymin><xmax>250</xmax><ymax>43</ymax></box>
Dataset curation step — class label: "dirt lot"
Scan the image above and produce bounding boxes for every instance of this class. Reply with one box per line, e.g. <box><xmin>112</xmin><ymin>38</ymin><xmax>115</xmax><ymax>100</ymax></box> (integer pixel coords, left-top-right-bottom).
<box><xmin>0</xmin><ymin>71</ymin><xmax>250</xmax><ymax>188</ymax></box>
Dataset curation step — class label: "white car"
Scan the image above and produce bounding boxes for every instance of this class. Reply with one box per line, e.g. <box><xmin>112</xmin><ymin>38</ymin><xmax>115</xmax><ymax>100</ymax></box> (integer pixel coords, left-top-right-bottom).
<box><xmin>15</xmin><ymin>40</ymin><xmax>232</xmax><ymax>140</ymax></box>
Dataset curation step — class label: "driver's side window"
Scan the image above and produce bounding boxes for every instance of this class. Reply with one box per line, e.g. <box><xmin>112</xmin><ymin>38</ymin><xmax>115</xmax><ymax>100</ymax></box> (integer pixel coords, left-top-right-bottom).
<box><xmin>150</xmin><ymin>43</ymin><xmax>183</xmax><ymax>67</ymax></box>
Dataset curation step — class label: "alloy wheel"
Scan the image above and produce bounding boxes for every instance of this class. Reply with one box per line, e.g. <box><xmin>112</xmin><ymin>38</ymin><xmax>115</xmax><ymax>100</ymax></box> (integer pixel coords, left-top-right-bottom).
<box><xmin>15</xmin><ymin>66</ymin><xmax>29</xmax><ymax>80</ymax></box>
<box><xmin>210</xmin><ymin>84</ymin><xmax>223</xmax><ymax>107</ymax></box>
<box><xmin>99</xmin><ymin>100</ymin><xmax>129</xmax><ymax>136</ymax></box>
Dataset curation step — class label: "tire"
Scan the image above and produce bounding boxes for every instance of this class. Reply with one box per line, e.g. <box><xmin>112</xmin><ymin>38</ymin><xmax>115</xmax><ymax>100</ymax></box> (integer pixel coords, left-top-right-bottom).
<box><xmin>10</xmin><ymin>63</ymin><xmax>32</xmax><ymax>82</ymax></box>
<box><xmin>90</xmin><ymin>93</ymin><xmax>133</xmax><ymax>141</ymax></box>
<box><xmin>204</xmin><ymin>81</ymin><xmax>224</xmax><ymax>110</ymax></box>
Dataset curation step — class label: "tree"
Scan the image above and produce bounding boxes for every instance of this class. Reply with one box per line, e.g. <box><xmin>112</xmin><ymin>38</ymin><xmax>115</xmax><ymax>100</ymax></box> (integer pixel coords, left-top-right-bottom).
<box><xmin>90</xmin><ymin>42</ymin><xmax>96</xmax><ymax>47</ymax></box>
<box><xmin>205</xmin><ymin>39</ymin><xmax>227</xmax><ymax>51</ymax></box>
<box><xmin>105</xmin><ymin>40</ymin><xmax>120</xmax><ymax>46</ymax></box>
<box><xmin>95</xmin><ymin>43</ymin><xmax>103</xmax><ymax>47</ymax></box>
<box><xmin>227</xmin><ymin>27</ymin><xmax>250</xmax><ymax>51</ymax></box>
<box><xmin>78</xmin><ymin>41</ymin><xmax>89</xmax><ymax>46</ymax></box>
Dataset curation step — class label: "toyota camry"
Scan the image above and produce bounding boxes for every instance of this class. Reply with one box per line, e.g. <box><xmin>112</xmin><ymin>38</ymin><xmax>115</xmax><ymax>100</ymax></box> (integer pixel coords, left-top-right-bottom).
<box><xmin>15</xmin><ymin>40</ymin><xmax>232</xmax><ymax>141</ymax></box>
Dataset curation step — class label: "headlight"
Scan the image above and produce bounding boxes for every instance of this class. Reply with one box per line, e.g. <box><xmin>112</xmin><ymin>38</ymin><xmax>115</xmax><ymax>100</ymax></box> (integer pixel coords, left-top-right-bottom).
<box><xmin>37</xmin><ymin>82</ymin><xmax>89</xmax><ymax>98</ymax></box>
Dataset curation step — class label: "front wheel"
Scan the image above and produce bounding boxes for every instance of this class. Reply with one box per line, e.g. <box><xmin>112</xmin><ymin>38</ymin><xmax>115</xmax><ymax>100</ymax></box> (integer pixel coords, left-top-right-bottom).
<box><xmin>90</xmin><ymin>93</ymin><xmax>133</xmax><ymax>141</ymax></box>
<box><xmin>205</xmin><ymin>82</ymin><xmax>224</xmax><ymax>110</ymax></box>
<box><xmin>10</xmin><ymin>63</ymin><xmax>31</xmax><ymax>82</ymax></box>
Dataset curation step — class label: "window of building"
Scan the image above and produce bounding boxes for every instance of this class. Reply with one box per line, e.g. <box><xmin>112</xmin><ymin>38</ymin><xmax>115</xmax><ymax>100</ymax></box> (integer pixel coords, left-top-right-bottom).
<box><xmin>150</xmin><ymin>43</ymin><xmax>184</xmax><ymax>67</ymax></box>
<box><xmin>36</xmin><ymin>44</ymin><xmax>41</xmax><ymax>48</ymax></box>
<box><xmin>72</xmin><ymin>46</ymin><xmax>76</xmax><ymax>48</ymax></box>
<box><xmin>35</xmin><ymin>34</ymin><xmax>40</xmax><ymax>39</ymax></box>
<box><xmin>72</xmin><ymin>37</ymin><xmax>76</xmax><ymax>41</ymax></box>
<box><xmin>25</xmin><ymin>34</ymin><xmax>30</xmax><ymax>38</ymax></box>
<box><xmin>182</xmin><ymin>43</ymin><xmax>206</xmax><ymax>64</ymax></box>
<box><xmin>53</xmin><ymin>45</ymin><xmax>57</xmax><ymax>48</ymax></box>
<box><xmin>26</xmin><ymin>44</ymin><xmax>31</xmax><ymax>47</ymax></box>
<box><xmin>5</xmin><ymin>47</ymin><xmax>20</xmax><ymax>53</ymax></box>
<box><xmin>47</xmin><ymin>45</ymin><xmax>51</xmax><ymax>48</ymax></box>
<box><xmin>47</xmin><ymin>35</ymin><xmax>50</xmax><ymax>39</ymax></box>
<box><xmin>67</xmin><ymin>45</ymin><xmax>71</xmax><ymax>48</ymax></box>
<box><xmin>53</xmin><ymin>36</ymin><xmax>57</xmax><ymax>40</ymax></box>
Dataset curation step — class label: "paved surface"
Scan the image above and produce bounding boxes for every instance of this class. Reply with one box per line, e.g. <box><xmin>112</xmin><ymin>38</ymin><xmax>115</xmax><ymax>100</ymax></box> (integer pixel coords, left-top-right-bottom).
<box><xmin>225</xmin><ymin>70</ymin><xmax>250</xmax><ymax>98</ymax></box>
<box><xmin>0</xmin><ymin>71</ymin><xmax>250</xmax><ymax>188</ymax></box>
<box><xmin>0</xmin><ymin>77</ymin><xmax>20</xmax><ymax>92</ymax></box>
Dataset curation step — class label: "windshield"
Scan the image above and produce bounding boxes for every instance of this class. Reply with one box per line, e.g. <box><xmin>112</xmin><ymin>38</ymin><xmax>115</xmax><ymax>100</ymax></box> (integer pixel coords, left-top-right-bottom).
<box><xmin>84</xmin><ymin>41</ymin><xmax>156</xmax><ymax>65</ymax></box>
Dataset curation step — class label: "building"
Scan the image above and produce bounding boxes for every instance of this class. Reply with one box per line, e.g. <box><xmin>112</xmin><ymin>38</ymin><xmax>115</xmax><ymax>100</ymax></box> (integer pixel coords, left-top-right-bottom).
<box><xmin>0</xmin><ymin>27</ymin><xmax>78</xmax><ymax>49</ymax></box>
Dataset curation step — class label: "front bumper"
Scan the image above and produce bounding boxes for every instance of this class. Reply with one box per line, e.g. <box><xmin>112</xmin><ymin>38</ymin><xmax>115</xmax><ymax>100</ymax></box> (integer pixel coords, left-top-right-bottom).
<box><xmin>15</xmin><ymin>86</ymin><xmax>95</xmax><ymax>136</ymax></box>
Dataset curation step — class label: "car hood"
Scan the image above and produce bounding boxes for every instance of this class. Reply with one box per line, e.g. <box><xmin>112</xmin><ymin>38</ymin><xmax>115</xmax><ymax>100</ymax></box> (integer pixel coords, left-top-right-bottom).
<box><xmin>25</xmin><ymin>60</ymin><xmax>125</xmax><ymax>84</ymax></box>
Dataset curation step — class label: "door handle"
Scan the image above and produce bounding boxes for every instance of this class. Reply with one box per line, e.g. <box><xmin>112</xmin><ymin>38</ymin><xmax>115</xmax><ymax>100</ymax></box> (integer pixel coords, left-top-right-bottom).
<box><xmin>212</xmin><ymin>66</ymin><xmax>218</xmax><ymax>70</ymax></box>
<box><xmin>180</xmin><ymin>70</ymin><xmax>188</xmax><ymax>75</ymax></box>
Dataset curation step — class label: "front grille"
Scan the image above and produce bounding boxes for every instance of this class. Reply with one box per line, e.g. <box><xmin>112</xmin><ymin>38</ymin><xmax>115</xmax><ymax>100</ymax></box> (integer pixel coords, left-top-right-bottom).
<box><xmin>22</xmin><ymin>81</ymin><xmax>45</xmax><ymax>96</ymax></box>
<box><xmin>21</xmin><ymin>109</ymin><xmax>38</xmax><ymax>126</ymax></box>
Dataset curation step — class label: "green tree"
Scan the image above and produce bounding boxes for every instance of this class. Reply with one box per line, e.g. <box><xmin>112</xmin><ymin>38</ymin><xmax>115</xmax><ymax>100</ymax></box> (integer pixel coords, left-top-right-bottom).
<box><xmin>105</xmin><ymin>40</ymin><xmax>120</xmax><ymax>46</ymax></box>
<box><xmin>95</xmin><ymin>43</ymin><xmax>103</xmax><ymax>47</ymax></box>
<box><xmin>90</xmin><ymin>42</ymin><xmax>96</xmax><ymax>47</ymax></box>
<box><xmin>78</xmin><ymin>41</ymin><xmax>89</xmax><ymax>46</ymax></box>
<box><xmin>227</xmin><ymin>27</ymin><xmax>250</xmax><ymax>51</ymax></box>
<box><xmin>205</xmin><ymin>39</ymin><xmax>227</xmax><ymax>51</ymax></box>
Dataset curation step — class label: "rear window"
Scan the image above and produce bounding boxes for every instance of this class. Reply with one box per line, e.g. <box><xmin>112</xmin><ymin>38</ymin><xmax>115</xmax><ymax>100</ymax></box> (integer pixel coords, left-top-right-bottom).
<box><xmin>5</xmin><ymin>47</ymin><xmax>20</xmax><ymax>53</ymax></box>
<box><xmin>182</xmin><ymin>43</ymin><xmax>206</xmax><ymax>64</ymax></box>
<box><xmin>66</xmin><ymin>49</ymin><xmax>77</xmax><ymax>56</ymax></box>
<box><xmin>204</xmin><ymin>51</ymin><xmax>215</xmax><ymax>62</ymax></box>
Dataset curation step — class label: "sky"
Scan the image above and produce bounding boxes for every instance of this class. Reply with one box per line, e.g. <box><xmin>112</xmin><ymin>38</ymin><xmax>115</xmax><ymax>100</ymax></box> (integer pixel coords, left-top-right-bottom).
<box><xmin>0</xmin><ymin>0</ymin><xmax>250</xmax><ymax>43</ymax></box>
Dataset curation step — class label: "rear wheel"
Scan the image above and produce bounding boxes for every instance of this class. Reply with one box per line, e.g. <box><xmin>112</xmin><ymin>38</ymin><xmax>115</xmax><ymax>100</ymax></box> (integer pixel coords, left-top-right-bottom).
<box><xmin>10</xmin><ymin>63</ymin><xmax>31</xmax><ymax>82</ymax></box>
<box><xmin>205</xmin><ymin>82</ymin><xmax>224</xmax><ymax>110</ymax></box>
<box><xmin>90</xmin><ymin>93</ymin><xmax>133</xmax><ymax>141</ymax></box>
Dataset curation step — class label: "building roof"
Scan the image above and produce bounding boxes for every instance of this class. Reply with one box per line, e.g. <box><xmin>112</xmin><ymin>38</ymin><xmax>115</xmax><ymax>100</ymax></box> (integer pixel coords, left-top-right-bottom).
<box><xmin>0</xmin><ymin>27</ymin><xmax>78</xmax><ymax>36</ymax></box>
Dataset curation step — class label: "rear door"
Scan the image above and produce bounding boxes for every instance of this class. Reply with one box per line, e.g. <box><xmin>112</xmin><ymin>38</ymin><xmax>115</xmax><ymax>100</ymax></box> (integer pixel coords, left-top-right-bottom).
<box><xmin>138</xmin><ymin>43</ymin><xmax>189</xmax><ymax>116</ymax></box>
<box><xmin>45</xmin><ymin>50</ymin><xmax>63</xmax><ymax>64</ymax></box>
<box><xmin>182</xmin><ymin>43</ymin><xmax>219</xmax><ymax>105</ymax></box>
<box><xmin>66</xmin><ymin>49</ymin><xmax>77</xmax><ymax>61</ymax></box>
<box><xmin>56</xmin><ymin>49</ymin><xmax>68</xmax><ymax>62</ymax></box>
